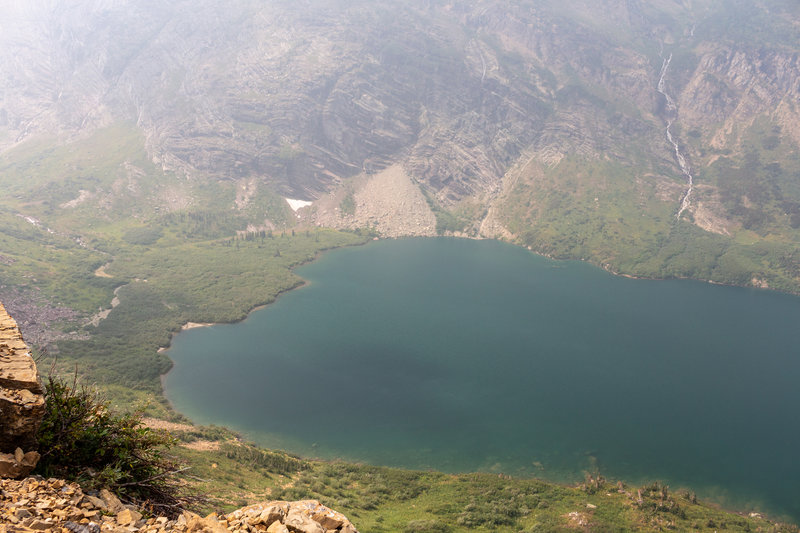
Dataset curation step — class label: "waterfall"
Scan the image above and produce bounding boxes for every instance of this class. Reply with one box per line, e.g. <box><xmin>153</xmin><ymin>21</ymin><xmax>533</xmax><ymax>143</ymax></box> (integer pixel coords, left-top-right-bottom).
<box><xmin>657</xmin><ymin>53</ymin><xmax>693</xmax><ymax>219</ymax></box>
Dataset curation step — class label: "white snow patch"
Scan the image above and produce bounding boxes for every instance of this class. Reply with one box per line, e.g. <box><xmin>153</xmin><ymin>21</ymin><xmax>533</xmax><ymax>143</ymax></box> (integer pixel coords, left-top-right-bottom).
<box><xmin>286</xmin><ymin>198</ymin><xmax>313</xmax><ymax>211</ymax></box>
<box><xmin>18</xmin><ymin>214</ymin><xmax>41</xmax><ymax>227</ymax></box>
<box><xmin>60</xmin><ymin>189</ymin><xmax>93</xmax><ymax>209</ymax></box>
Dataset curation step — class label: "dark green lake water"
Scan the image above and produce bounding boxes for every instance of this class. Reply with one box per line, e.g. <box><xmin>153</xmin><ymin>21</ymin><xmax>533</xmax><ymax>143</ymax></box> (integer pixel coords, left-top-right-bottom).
<box><xmin>165</xmin><ymin>238</ymin><xmax>800</xmax><ymax>520</ymax></box>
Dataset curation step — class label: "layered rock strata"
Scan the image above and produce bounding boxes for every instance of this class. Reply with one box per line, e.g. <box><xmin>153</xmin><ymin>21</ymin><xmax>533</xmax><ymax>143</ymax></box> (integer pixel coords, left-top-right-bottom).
<box><xmin>0</xmin><ymin>302</ymin><xmax>45</xmax><ymax>479</ymax></box>
<box><xmin>0</xmin><ymin>476</ymin><xmax>359</xmax><ymax>533</ymax></box>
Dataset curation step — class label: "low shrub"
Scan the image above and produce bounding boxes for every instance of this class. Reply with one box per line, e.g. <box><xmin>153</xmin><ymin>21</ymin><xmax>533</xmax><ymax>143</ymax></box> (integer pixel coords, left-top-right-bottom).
<box><xmin>35</xmin><ymin>375</ymin><xmax>185</xmax><ymax>515</ymax></box>
<box><xmin>404</xmin><ymin>519</ymin><xmax>452</xmax><ymax>532</ymax></box>
<box><xmin>221</xmin><ymin>442</ymin><xmax>309</xmax><ymax>475</ymax></box>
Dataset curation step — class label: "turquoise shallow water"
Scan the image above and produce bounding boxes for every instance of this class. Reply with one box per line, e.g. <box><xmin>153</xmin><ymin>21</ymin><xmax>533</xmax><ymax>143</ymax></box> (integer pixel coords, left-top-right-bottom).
<box><xmin>165</xmin><ymin>238</ymin><xmax>800</xmax><ymax>521</ymax></box>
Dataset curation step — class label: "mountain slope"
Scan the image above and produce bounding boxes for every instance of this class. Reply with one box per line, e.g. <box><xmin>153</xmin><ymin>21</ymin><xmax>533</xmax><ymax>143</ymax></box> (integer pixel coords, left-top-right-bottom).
<box><xmin>1</xmin><ymin>0</ymin><xmax>798</xmax><ymax>292</ymax></box>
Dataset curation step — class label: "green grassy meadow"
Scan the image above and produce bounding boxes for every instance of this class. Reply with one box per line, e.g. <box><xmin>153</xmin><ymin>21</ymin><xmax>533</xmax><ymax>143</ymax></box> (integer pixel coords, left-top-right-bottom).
<box><xmin>167</xmin><ymin>431</ymin><xmax>798</xmax><ymax>532</ymax></box>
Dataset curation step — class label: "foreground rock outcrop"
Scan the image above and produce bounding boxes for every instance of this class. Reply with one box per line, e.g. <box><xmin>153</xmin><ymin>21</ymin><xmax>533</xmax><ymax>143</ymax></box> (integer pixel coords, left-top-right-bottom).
<box><xmin>0</xmin><ymin>477</ymin><xmax>359</xmax><ymax>533</ymax></box>
<box><xmin>0</xmin><ymin>302</ymin><xmax>44</xmax><ymax>479</ymax></box>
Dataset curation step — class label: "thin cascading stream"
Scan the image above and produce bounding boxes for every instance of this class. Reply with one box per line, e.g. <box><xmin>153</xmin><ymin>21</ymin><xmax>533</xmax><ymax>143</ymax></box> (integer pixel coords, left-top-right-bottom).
<box><xmin>657</xmin><ymin>53</ymin><xmax>693</xmax><ymax>219</ymax></box>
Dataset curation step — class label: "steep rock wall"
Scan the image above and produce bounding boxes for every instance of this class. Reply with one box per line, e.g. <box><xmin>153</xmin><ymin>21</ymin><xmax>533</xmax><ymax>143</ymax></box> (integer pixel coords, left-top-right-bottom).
<box><xmin>0</xmin><ymin>301</ymin><xmax>45</xmax><ymax>462</ymax></box>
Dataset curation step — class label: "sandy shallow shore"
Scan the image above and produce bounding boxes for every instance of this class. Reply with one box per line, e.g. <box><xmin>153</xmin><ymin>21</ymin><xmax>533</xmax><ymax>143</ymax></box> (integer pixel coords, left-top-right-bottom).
<box><xmin>182</xmin><ymin>321</ymin><xmax>217</xmax><ymax>330</ymax></box>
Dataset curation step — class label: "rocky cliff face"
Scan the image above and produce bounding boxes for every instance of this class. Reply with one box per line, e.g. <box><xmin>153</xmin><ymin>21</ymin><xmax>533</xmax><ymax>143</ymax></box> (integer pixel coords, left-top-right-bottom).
<box><xmin>0</xmin><ymin>301</ymin><xmax>45</xmax><ymax>478</ymax></box>
<box><xmin>679</xmin><ymin>45</ymin><xmax>800</xmax><ymax>149</ymax></box>
<box><xmin>4</xmin><ymin>1</ymin><xmax>794</xmax><ymax>192</ymax></box>
<box><xmin>0</xmin><ymin>0</ymin><xmax>658</xmax><ymax>197</ymax></box>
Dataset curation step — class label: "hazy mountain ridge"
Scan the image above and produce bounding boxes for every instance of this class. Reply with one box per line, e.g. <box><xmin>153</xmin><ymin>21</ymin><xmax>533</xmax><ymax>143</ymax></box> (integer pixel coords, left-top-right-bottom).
<box><xmin>0</xmin><ymin>0</ymin><xmax>673</xmax><ymax>185</ymax></box>
<box><xmin>1</xmin><ymin>0</ymin><xmax>799</xmax><ymax>290</ymax></box>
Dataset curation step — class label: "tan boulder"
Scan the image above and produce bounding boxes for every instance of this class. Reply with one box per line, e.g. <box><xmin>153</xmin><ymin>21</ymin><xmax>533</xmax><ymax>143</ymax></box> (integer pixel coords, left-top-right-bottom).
<box><xmin>116</xmin><ymin>507</ymin><xmax>142</xmax><ymax>526</ymax></box>
<box><xmin>177</xmin><ymin>510</ymin><xmax>201</xmax><ymax>528</ymax></box>
<box><xmin>0</xmin><ymin>448</ymin><xmax>40</xmax><ymax>478</ymax></box>
<box><xmin>284</xmin><ymin>509</ymin><xmax>325</xmax><ymax>533</ymax></box>
<box><xmin>312</xmin><ymin>509</ymin><xmax>345</xmax><ymax>530</ymax></box>
<box><xmin>267</xmin><ymin>521</ymin><xmax>291</xmax><ymax>533</ymax></box>
<box><xmin>258</xmin><ymin>503</ymin><xmax>289</xmax><ymax>526</ymax></box>
<box><xmin>84</xmin><ymin>494</ymin><xmax>107</xmax><ymax>510</ymax></box>
<box><xmin>286</xmin><ymin>500</ymin><xmax>356</xmax><ymax>532</ymax></box>
<box><xmin>0</xmin><ymin>302</ymin><xmax>45</xmax><ymax>464</ymax></box>
<box><xmin>185</xmin><ymin>511</ymin><xmax>230</xmax><ymax>533</ymax></box>
<box><xmin>229</xmin><ymin>501</ymin><xmax>289</xmax><ymax>526</ymax></box>
<box><xmin>100</xmin><ymin>488</ymin><xmax>126</xmax><ymax>513</ymax></box>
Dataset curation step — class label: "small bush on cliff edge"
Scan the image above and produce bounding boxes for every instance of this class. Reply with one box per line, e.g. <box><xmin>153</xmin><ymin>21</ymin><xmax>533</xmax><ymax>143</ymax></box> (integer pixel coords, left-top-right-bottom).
<box><xmin>35</xmin><ymin>375</ymin><xmax>186</xmax><ymax>515</ymax></box>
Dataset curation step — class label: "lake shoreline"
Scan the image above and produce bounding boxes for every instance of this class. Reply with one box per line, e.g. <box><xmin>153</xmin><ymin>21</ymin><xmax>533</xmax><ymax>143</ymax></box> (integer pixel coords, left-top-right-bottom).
<box><xmin>158</xmin><ymin>232</ymin><xmax>793</xmax><ymax>362</ymax></box>
<box><xmin>163</xmin><ymin>236</ymin><xmax>800</xmax><ymax>523</ymax></box>
<box><xmin>155</xmin><ymin>237</ymin><xmax>378</xmax><ymax>356</ymax></box>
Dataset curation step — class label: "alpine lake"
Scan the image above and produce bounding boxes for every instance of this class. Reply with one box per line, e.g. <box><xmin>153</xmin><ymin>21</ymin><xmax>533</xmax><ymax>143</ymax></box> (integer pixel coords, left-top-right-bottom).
<box><xmin>165</xmin><ymin>238</ymin><xmax>800</xmax><ymax>521</ymax></box>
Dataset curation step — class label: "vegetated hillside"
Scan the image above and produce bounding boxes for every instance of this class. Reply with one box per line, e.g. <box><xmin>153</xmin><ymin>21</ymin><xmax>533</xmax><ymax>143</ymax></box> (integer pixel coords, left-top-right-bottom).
<box><xmin>1</xmin><ymin>0</ymin><xmax>798</xmax><ymax>293</ymax></box>
<box><xmin>170</xmin><ymin>433</ymin><xmax>800</xmax><ymax>532</ymax></box>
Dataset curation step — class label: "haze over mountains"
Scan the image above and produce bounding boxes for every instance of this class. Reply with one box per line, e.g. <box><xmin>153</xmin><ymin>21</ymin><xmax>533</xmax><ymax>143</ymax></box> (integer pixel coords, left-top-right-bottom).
<box><xmin>1</xmin><ymin>0</ymin><xmax>799</xmax><ymax>290</ymax></box>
